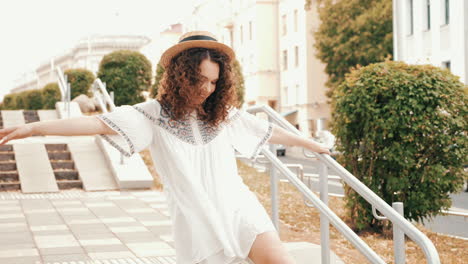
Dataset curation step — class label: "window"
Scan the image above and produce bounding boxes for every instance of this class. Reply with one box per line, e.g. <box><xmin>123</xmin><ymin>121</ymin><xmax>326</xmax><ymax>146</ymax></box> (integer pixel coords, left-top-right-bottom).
<box><xmin>294</xmin><ymin>46</ymin><xmax>299</xmax><ymax>67</ymax></box>
<box><xmin>282</xmin><ymin>14</ymin><xmax>287</xmax><ymax>36</ymax></box>
<box><xmin>283</xmin><ymin>86</ymin><xmax>288</xmax><ymax>105</ymax></box>
<box><xmin>249</xmin><ymin>21</ymin><xmax>252</xmax><ymax>40</ymax></box>
<box><xmin>295</xmin><ymin>84</ymin><xmax>300</xmax><ymax>104</ymax></box>
<box><xmin>407</xmin><ymin>0</ymin><xmax>414</xmax><ymax>35</ymax></box>
<box><xmin>240</xmin><ymin>25</ymin><xmax>243</xmax><ymax>43</ymax></box>
<box><xmin>444</xmin><ymin>0</ymin><xmax>450</xmax><ymax>24</ymax></box>
<box><xmin>294</xmin><ymin>9</ymin><xmax>298</xmax><ymax>32</ymax></box>
<box><xmin>425</xmin><ymin>0</ymin><xmax>430</xmax><ymax>30</ymax></box>
<box><xmin>282</xmin><ymin>50</ymin><xmax>288</xmax><ymax>70</ymax></box>
<box><xmin>442</xmin><ymin>61</ymin><xmax>451</xmax><ymax>71</ymax></box>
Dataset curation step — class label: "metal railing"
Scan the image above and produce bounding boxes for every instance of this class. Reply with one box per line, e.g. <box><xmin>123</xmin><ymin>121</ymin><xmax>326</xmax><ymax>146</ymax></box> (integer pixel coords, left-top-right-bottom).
<box><xmin>92</xmin><ymin>78</ymin><xmax>126</xmax><ymax>164</ymax></box>
<box><xmin>55</xmin><ymin>67</ymin><xmax>71</xmax><ymax>118</ymax></box>
<box><xmin>246</xmin><ymin>104</ymin><xmax>440</xmax><ymax>264</ymax></box>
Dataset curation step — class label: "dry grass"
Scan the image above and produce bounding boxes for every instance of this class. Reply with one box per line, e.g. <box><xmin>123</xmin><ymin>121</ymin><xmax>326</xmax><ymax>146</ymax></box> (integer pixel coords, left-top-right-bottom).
<box><xmin>138</xmin><ymin>149</ymin><xmax>467</xmax><ymax>264</ymax></box>
<box><xmin>236</xmin><ymin>159</ymin><xmax>467</xmax><ymax>264</ymax></box>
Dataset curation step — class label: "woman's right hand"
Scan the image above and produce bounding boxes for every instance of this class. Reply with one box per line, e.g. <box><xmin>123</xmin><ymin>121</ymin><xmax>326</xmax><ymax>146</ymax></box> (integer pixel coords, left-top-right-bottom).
<box><xmin>0</xmin><ymin>124</ymin><xmax>35</xmax><ymax>145</ymax></box>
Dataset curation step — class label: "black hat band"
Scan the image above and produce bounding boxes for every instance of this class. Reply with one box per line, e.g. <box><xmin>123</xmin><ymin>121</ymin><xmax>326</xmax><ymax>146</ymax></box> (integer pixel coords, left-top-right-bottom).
<box><xmin>179</xmin><ymin>35</ymin><xmax>217</xmax><ymax>43</ymax></box>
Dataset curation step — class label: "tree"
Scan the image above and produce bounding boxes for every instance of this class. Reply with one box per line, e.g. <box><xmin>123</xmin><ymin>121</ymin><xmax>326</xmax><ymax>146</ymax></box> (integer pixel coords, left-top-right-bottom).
<box><xmin>97</xmin><ymin>50</ymin><xmax>152</xmax><ymax>106</ymax></box>
<box><xmin>331</xmin><ymin>61</ymin><xmax>467</xmax><ymax>231</ymax></box>
<box><xmin>24</xmin><ymin>90</ymin><xmax>44</xmax><ymax>110</ymax></box>
<box><xmin>64</xmin><ymin>68</ymin><xmax>95</xmax><ymax>99</ymax></box>
<box><xmin>313</xmin><ymin>0</ymin><xmax>393</xmax><ymax>97</ymax></box>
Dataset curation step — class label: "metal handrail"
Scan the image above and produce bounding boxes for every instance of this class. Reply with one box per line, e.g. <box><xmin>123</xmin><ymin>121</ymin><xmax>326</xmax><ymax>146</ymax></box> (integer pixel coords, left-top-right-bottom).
<box><xmin>92</xmin><ymin>78</ymin><xmax>126</xmax><ymax>164</ymax></box>
<box><xmin>92</xmin><ymin>78</ymin><xmax>116</xmax><ymax>113</ymax></box>
<box><xmin>55</xmin><ymin>67</ymin><xmax>71</xmax><ymax>118</ymax></box>
<box><xmin>246</xmin><ymin>104</ymin><xmax>440</xmax><ymax>264</ymax></box>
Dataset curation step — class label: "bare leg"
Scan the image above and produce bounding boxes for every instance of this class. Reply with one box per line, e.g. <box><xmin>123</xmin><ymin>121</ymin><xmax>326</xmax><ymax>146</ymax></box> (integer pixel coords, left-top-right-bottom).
<box><xmin>247</xmin><ymin>230</ymin><xmax>296</xmax><ymax>264</ymax></box>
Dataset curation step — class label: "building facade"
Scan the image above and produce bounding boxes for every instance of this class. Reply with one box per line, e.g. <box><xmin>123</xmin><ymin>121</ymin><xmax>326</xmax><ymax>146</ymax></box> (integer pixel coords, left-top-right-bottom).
<box><xmin>393</xmin><ymin>0</ymin><xmax>468</xmax><ymax>84</ymax></box>
<box><xmin>187</xmin><ymin>0</ymin><xmax>330</xmax><ymax>136</ymax></box>
<box><xmin>11</xmin><ymin>35</ymin><xmax>151</xmax><ymax>94</ymax></box>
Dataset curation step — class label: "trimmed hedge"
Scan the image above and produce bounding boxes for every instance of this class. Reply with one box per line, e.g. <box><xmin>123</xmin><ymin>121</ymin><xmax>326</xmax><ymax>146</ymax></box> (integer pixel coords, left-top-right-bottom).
<box><xmin>331</xmin><ymin>61</ymin><xmax>467</xmax><ymax>231</ymax></box>
<box><xmin>64</xmin><ymin>68</ymin><xmax>95</xmax><ymax>99</ymax></box>
<box><xmin>42</xmin><ymin>82</ymin><xmax>61</xmax><ymax>109</ymax></box>
<box><xmin>97</xmin><ymin>50</ymin><xmax>152</xmax><ymax>106</ymax></box>
<box><xmin>0</xmin><ymin>82</ymin><xmax>61</xmax><ymax>110</ymax></box>
<box><xmin>24</xmin><ymin>89</ymin><xmax>44</xmax><ymax>110</ymax></box>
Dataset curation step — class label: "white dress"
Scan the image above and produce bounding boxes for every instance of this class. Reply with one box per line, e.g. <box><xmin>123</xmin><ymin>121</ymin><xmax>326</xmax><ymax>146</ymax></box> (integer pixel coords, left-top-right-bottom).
<box><xmin>96</xmin><ymin>99</ymin><xmax>277</xmax><ymax>264</ymax></box>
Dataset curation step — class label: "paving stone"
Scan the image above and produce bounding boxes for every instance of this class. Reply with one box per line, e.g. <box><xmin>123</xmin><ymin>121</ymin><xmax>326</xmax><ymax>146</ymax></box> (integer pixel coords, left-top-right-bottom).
<box><xmin>0</xmin><ymin>232</ymin><xmax>34</xmax><ymax>245</ymax></box>
<box><xmin>82</xmin><ymin>244</ymin><xmax>130</xmax><ymax>253</ymax></box>
<box><xmin>39</xmin><ymin>246</ymin><xmax>85</xmax><ymax>255</ymax></box>
<box><xmin>26</xmin><ymin>213</ymin><xmax>64</xmax><ymax>225</ymax></box>
<box><xmin>147</xmin><ymin>226</ymin><xmax>173</xmax><ymax>236</ymax></box>
<box><xmin>0</xmin><ymin>256</ymin><xmax>41</xmax><ymax>264</ymax></box>
<box><xmin>71</xmin><ymin>231</ymin><xmax>115</xmax><ymax>241</ymax></box>
<box><xmin>79</xmin><ymin>238</ymin><xmax>122</xmax><ymax>246</ymax></box>
<box><xmin>34</xmin><ymin>234</ymin><xmax>79</xmax><ymax>248</ymax></box>
<box><xmin>69</xmin><ymin>223</ymin><xmax>111</xmax><ymax>235</ymax></box>
<box><xmin>99</xmin><ymin>217</ymin><xmax>137</xmax><ymax>224</ymax></box>
<box><xmin>42</xmin><ymin>253</ymin><xmax>91</xmax><ymax>262</ymax></box>
<box><xmin>115</xmin><ymin>231</ymin><xmax>163</xmax><ymax>244</ymax></box>
<box><xmin>126</xmin><ymin>242</ymin><xmax>175</xmax><ymax>257</ymax></box>
<box><xmin>0</xmin><ymin>248</ymin><xmax>39</xmax><ymax>258</ymax></box>
<box><xmin>87</xmin><ymin>251</ymin><xmax>137</xmax><ymax>260</ymax></box>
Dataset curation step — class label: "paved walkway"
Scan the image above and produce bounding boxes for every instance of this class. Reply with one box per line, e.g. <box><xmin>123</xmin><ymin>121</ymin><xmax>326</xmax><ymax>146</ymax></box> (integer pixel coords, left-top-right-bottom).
<box><xmin>0</xmin><ymin>190</ymin><xmax>176</xmax><ymax>264</ymax></box>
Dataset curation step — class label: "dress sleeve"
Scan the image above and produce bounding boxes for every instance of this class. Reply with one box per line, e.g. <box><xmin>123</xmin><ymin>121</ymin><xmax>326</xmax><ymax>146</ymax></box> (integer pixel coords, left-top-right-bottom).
<box><xmin>225</xmin><ymin>108</ymin><xmax>274</xmax><ymax>160</ymax></box>
<box><xmin>95</xmin><ymin>100</ymin><xmax>159</xmax><ymax>157</ymax></box>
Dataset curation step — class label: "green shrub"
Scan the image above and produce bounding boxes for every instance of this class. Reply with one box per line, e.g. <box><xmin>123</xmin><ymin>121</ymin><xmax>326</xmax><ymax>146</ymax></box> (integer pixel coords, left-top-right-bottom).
<box><xmin>331</xmin><ymin>61</ymin><xmax>467</xmax><ymax>231</ymax></box>
<box><xmin>150</xmin><ymin>63</ymin><xmax>165</xmax><ymax>98</ymax></box>
<box><xmin>14</xmin><ymin>91</ymin><xmax>27</xmax><ymax>109</ymax></box>
<box><xmin>24</xmin><ymin>89</ymin><xmax>44</xmax><ymax>110</ymax></box>
<box><xmin>42</xmin><ymin>83</ymin><xmax>62</xmax><ymax>109</ymax></box>
<box><xmin>2</xmin><ymin>94</ymin><xmax>16</xmax><ymax>109</ymax></box>
<box><xmin>64</xmin><ymin>68</ymin><xmax>95</xmax><ymax>99</ymax></box>
<box><xmin>97</xmin><ymin>50</ymin><xmax>152</xmax><ymax>106</ymax></box>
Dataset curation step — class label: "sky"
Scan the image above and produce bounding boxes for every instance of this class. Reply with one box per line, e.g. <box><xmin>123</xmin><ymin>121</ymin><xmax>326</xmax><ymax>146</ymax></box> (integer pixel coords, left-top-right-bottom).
<box><xmin>0</xmin><ymin>0</ymin><xmax>196</xmax><ymax>99</ymax></box>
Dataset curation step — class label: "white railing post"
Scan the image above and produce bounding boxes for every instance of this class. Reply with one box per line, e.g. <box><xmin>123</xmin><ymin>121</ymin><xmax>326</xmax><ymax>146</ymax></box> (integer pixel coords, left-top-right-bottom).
<box><xmin>319</xmin><ymin>163</ymin><xmax>330</xmax><ymax>264</ymax></box>
<box><xmin>393</xmin><ymin>202</ymin><xmax>406</xmax><ymax>264</ymax></box>
<box><xmin>268</xmin><ymin>116</ymin><xmax>280</xmax><ymax>231</ymax></box>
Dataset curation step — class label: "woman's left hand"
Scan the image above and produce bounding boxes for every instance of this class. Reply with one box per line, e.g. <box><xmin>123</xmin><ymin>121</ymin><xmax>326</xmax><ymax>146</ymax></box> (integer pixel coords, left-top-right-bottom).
<box><xmin>305</xmin><ymin>140</ymin><xmax>331</xmax><ymax>155</ymax></box>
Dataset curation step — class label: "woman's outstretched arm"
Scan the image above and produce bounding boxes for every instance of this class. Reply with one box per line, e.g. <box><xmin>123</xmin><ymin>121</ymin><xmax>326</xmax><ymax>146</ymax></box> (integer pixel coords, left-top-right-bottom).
<box><xmin>268</xmin><ymin>124</ymin><xmax>331</xmax><ymax>155</ymax></box>
<box><xmin>0</xmin><ymin>116</ymin><xmax>117</xmax><ymax>145</ymax></box>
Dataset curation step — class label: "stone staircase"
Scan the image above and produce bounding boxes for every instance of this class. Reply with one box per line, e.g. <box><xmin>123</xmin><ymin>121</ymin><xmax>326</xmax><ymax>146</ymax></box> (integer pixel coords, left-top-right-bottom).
<box><xmin>45</xmin><ymin>143</ymin><xmax>83</xmax><ymax>190</ymax></box>
<box><xmin>0</xmin><ymin>144</ymin><xmax>20</xmax><ymax>191</ymax></box>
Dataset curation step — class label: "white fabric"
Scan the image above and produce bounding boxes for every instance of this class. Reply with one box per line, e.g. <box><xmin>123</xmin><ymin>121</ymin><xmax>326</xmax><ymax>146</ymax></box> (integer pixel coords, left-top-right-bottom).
<box><xmin>96</xmin><ymin>99</ymin><xmax>277</xmax><ymax>264</ymax></box>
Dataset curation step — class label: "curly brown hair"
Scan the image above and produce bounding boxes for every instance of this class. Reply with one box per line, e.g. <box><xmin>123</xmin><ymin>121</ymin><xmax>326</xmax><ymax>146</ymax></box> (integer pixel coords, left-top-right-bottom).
<box><xmin>156</xmin><ymin>48</ymin><xmax>238</xmax><ymax>127</ymax></box>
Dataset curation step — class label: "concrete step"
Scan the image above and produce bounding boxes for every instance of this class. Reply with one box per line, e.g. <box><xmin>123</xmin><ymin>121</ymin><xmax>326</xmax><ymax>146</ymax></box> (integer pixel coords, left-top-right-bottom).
<box><xmin>45</xmin><ymin>143</ymin><xmax>83</xmax><ymax>191</ymax></box>
<box><xmin>1</xmin><ymin>110</ymin><xmax>25</xmax><ymax>128</ymax></box>
<box><xmin>0</xmin><ymin>152</ymin><xmax>15</xmax><ymax>161</ymax></box>
<box><xmin>50</xmin><ymin>160</ymin><xmax>75</xmax><ymax>170</ymax></box>
<box><xmin>0</xmin><ymin>161</ymin><xmax>17</xmax><ymax>171</ymax></box>
<box><xmin>53</xmin><ymin>169</ymin><xmax>79</xmax><ymax>180</ymax></box>
<box><xmin>23</xmin><ymin>110</ymin><xmax>40</xmax><ymax>123</ymax></box>
<box><xmin>37</xmin><ymin>109</ymin><xmax>59</xmax><ymax>121</ymax></box>
<box><xmin>0</xmin><ymin>170</ymin><xmax>19</xmax><ymax>182</ymax></box>
<box><xmin>57</xmin><ymin>179</ymin><xmax>83</xmax><ymax>190</ymax></box>
<box><xmin>0</xmin><ymin>145</ymin><xmax>13</xmax><ymax>152</ymax></box>
<box><xmin>0</xmin><ymin>181</ymin><xmax>20</xmax><ymax>191</ymax></box>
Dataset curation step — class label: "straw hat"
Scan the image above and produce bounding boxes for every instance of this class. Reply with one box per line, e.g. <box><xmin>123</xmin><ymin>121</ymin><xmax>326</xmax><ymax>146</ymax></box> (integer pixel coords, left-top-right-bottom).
<box><xmin>159</xmin><ymin>31</ymin><xmax>235</xmax><ymax>69</ymax></box>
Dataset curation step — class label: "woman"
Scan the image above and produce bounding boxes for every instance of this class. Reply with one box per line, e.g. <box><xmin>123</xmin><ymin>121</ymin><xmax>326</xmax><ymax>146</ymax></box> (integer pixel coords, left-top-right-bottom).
<box><xmin>0</xmin><ymin>31</ymin><xmax>330</xmax><ymax>264</ymax></box>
